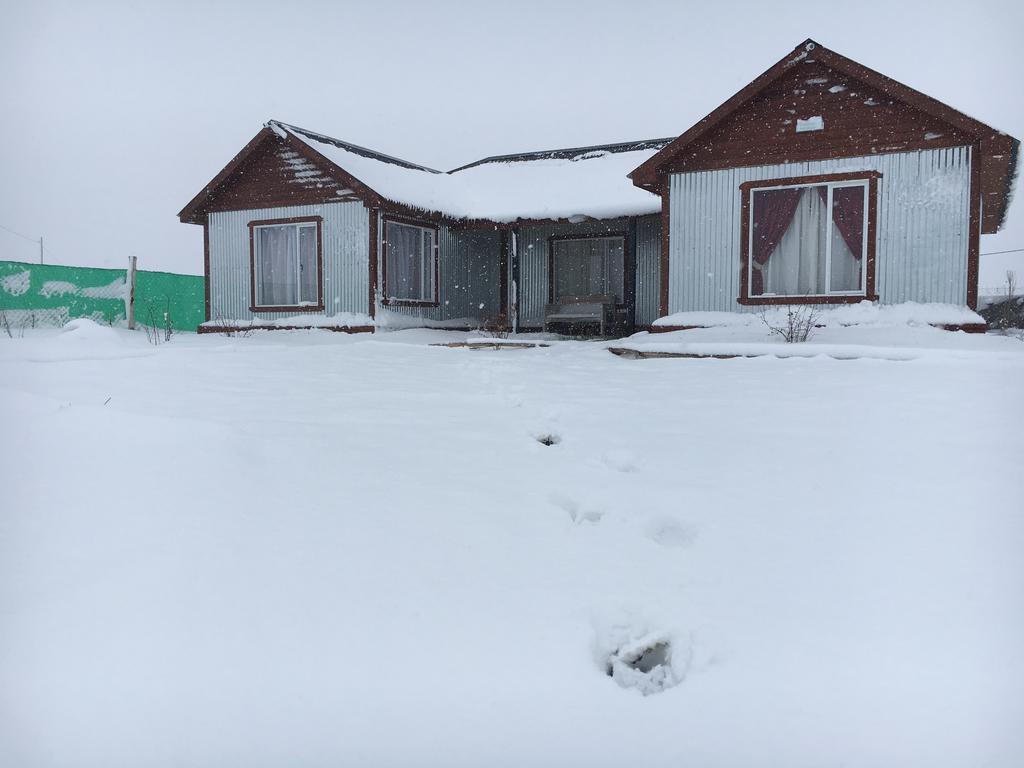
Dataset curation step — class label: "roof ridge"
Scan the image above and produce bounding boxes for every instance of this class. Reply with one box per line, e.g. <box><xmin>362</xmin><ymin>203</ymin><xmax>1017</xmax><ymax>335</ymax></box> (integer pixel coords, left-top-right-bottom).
<box><xmin>448</xmin><ymin>137</ymin><xmax>676</xmax><ymax>173</ymax></box>
<box><xmin>269</xmin><ymin>120</ymin><xmax>444</xmax><ymax>174</ymax></box>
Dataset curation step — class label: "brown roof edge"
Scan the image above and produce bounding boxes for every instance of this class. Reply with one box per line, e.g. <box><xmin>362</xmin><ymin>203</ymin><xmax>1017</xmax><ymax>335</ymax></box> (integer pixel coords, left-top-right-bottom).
<box><xmin>178</xmin><ymin>126</ymin><xmax>277</xmax><ymax>224</ymax></box>
<box><xmin>177</xmin><ymin>123</ymin><xmax>388</xmax><ymax>225</ymax></box>
<box><xmin>630</xmin><ymin>38</ymin><xmax>1020</xmax><ymax>231</ymax></box>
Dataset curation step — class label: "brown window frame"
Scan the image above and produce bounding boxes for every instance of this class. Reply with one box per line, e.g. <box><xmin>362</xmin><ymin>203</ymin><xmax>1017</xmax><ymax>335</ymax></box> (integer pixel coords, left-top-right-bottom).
<box><xmin>738</xmin><ymin>171</ymin><xmax>880</xmax><ymax>306</ymax></box>
<box><xmin>548</xmin><ymin>232</ymin><xmax>629</xmax><ymax>306</ymax></box>
<box><xmin>248</xmin><ymin>215</ymin><xmax>325</xmax><ymax>312</ymax></box>
<box><xmin>381</xmin><ymin>215</ymin><xmax>441</xmax><ymax>308</ymax></box>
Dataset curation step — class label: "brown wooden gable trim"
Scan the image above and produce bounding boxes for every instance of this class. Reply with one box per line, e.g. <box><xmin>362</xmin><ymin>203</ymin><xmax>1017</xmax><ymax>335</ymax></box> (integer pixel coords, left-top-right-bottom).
<box><xmin>248</xmin><ymin>215</ymin><xmax>325</xmax><ymax>313</ymax></box>
<box><xmin>631</xmin><ymin>39</ymin><xmax>1018</xmax><ymax>233</ymax></box>
<box><xmin>737</xmin><ymin>171</ymin><xmax>879</xmax><ymax>306</ymax></box>
<box><xmin>967</xmin><ymin>143</ymin><xmax>982</xmax><ymax>309</ymax></box>
<box><xmin>202</xmin><ymin>221</ymin><xmax>211</xmax><ymax>322</ymax></box>
<box><xmin>179</xmin><ymin>129</ymin><xmax>368</xmax><ymax>225</ymax></box>
<box><xmin>368</xmin><ymin>207</ymin><xmax>379</xmax><ymax>318</ymax></box>
<box><xmin>380</xmin><ymin>215</ymin><xmax>441</xmax><ymax>308</ymax></box>
<box><xmin>179</xmin><ymin>127</ymin><xmax>277</xmax><ymax>224</ymax></box>
<box><xmin>659</xmin><ymin>190</ymin><xmax>670</xmax><ymax>316</ymax></box>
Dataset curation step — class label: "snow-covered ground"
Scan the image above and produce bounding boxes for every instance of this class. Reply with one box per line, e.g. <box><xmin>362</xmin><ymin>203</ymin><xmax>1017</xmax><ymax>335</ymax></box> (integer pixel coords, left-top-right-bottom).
<box><xmin>2</xmin><ymin>322</ymin><xmax>1023</xmax><ymax>767</ymax></box>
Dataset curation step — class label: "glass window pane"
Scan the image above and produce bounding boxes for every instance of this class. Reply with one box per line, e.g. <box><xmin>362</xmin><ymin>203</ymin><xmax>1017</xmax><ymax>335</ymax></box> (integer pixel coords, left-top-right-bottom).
<box><xmin>298</xmin><ymin>225</ymin><xmax>318</xmax><ymax>304</ymax></box>
<box><xmin>829</xmin><ymin>186</ymin><xmax>865</xmax><ymax>292</ymax></box>
<box><xmin>753</xmin><ymin>185</ymin><xmax>828</xmax><ymax>296</ymax></box>
<box><xmin>258</xmin><ymin>225</ymin><xmax>296</xmax><ymax>306</ymax></box>
<box><xmin>552</xmin><ymin>237</ymin><xmax>624</xmax><ymax>302</ymax></box>
<box><xmin>386</xmin><ymin>222</ymin><xmax>432</xmax><ymax>301</ymax></box>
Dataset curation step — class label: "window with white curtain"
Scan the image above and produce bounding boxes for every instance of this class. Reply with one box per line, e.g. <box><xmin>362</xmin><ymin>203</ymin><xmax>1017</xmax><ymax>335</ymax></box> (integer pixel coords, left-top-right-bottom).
<box><xmin>385</xmin><ymin>220</ymin><xmax>437</xmax><ymax>303</ymax></box>
<box><xmin>748</xmin><ymin>180</ymin><xmax>868</xmax><ymax>298</ymax></box>
<box><xmin>551</xmin><ymin>236</ymin><xmax>625</xmax><ymax>302</ymax></box>
<box><xmin>252</xmin><ymin>220</ymin><xmax>320</xmax><ymax>307</ymax></box>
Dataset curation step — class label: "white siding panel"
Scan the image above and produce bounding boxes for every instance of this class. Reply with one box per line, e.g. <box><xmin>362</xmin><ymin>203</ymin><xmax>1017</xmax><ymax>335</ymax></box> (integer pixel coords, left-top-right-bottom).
<box><xmin>208</xmin><ymin>201</ymin><xmax>369</xmax><ymax>322</ymax></box>
<box><xmin>667</xmin><ymin>146</ymin><xmax>972</xmax><ymax>313</ymax></box>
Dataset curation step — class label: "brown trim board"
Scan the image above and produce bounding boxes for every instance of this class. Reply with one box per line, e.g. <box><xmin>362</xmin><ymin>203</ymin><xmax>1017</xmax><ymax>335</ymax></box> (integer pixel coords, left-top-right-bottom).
<box><xmin>737</xmin><ymin>171</ymin><xmax>879</xmax><ymax>306</ymax></box>
<box><xmin>248</xmin><ymin>215</ymin><xmax>325</xmax><ymax>313</ymax></box>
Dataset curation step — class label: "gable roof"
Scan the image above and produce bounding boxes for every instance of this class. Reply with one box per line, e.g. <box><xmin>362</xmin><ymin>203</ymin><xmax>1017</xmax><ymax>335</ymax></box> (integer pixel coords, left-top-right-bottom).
<box><xmin>179</xmin><ymin>122</ymin><xmax>671</xmax><ymax>225</ymax></box>
<box><xmin>629</xmin><ymin>39</ymin><xmax>1019</xmax><ymax>233</ymax></box>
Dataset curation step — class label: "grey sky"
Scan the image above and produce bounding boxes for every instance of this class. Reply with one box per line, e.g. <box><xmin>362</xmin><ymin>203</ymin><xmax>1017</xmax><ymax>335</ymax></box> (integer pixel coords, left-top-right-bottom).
<box><xmin>2</xmin><ymin>0</ymin><xmax>1021</xmax><ymax>286</ymax></box>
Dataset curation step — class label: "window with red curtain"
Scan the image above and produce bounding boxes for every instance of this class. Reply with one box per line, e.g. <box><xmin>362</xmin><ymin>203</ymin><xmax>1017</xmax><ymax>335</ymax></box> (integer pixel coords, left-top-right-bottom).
<box><xmin>748</xmin><ymin>180</ymin><xmax>867</xmax><ymax>298</ymax></box>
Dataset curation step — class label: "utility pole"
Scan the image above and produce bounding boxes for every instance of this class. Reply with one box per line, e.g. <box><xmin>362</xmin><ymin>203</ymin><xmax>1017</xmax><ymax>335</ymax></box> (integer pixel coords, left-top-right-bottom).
<box><xmin>39</xmin><ymin>236</ymin><xmax>43</xmax><ymax>264</ymax></box>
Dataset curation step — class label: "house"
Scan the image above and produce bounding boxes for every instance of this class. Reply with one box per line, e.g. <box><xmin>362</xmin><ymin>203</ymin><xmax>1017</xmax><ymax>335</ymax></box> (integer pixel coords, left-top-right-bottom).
<box><xmin>179</xmin><ymin>39</ymin><xmax>1018</xmax><ymax>334</ymax></box>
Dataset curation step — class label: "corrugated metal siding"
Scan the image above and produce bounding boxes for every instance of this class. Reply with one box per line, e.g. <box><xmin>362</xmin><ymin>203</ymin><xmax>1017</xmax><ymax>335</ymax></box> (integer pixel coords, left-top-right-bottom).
<box><xmin>464</xmin><ymin>230</ymin><xmax>502</xmax><ymax>320</ymax></box>
<box><xmin>635</xmin><ymin>215</ymin><xmax>662</xmax><ymax>325</ymax></box>
<box><xmin>375</xmin><ymin>215</ymin><xmax>475</xmax><ymax>323</ymax></box>
<box><xmin>667</xmin><ymin>146</ymin><xmax>972</xmax><ymax>313</ymax></box>
<box><xmin>516</xmin><ymin>219</ymin><xmax>629</xmax><ymax>327</ymax></box>
<box><xmin>208</xmin><ymin>202</ymin><xmax>369</xmax><ymax>321</ymax></box>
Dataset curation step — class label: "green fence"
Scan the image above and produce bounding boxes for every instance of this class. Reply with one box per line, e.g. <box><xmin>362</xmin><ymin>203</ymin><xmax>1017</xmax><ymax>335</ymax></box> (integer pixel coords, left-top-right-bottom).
<box><xmin>0</xmin><ymin>260</ymin><xmax>204</xmax><ymax>332</ymax></box>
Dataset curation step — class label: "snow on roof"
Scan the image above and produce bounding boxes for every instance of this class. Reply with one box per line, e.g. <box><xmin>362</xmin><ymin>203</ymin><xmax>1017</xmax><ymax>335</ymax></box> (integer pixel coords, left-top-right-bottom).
<box><xmin>275</xmin><ymin>121</ymin><xmax>670</xmax><ymax>223</ymax></box>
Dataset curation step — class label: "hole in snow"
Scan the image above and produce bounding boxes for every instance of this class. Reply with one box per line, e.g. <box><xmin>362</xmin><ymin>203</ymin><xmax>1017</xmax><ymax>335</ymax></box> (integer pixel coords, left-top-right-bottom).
<box><xmin>606</xmin><ymin>638</ymin><xmax>680</xmax><ymax>695</ymax></box>
<box><xmin>535</xmin><ymin>433</ymin><xmax>561</xmax><ymax>446</ymax></box>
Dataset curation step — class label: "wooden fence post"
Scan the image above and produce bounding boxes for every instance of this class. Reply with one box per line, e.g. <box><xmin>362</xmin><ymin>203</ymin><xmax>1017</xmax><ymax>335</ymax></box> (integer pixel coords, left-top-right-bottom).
<box><xmin>127</xmin><ymin>255</ymin><xmax>137</xmax><ymax>329</ymax></box>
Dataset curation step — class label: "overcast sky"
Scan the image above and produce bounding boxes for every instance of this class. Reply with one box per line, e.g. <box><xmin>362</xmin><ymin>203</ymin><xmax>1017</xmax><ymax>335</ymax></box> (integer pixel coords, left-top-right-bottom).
<box><xmin>2</xmin><ymin>0</ymin><xmax>1021</xmax><ymax>288</ymax></box>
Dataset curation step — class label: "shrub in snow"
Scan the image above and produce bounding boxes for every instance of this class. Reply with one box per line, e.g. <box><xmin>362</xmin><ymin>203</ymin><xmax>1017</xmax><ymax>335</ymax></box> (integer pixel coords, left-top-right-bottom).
<box><xmin>979</xmin><ymin>272</ymin><xmax>1023</xmax><ymax>330</ymax></box>
<box><xmin>535</xmin><ymin>433</ymin><xmax>561</xmax><ymax>446</ymax></box>
<box><xmin>760</xmin><ymin>305</ymin><xmax>820</xmax><ymax>343</ymax></box>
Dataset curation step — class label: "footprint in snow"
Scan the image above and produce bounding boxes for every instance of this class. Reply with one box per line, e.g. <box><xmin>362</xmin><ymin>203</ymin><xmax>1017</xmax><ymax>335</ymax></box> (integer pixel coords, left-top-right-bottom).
<box><xmin>549</xmin><ymin>493</ymin><xmax>604</xmax><ymax>524</ymax></box>
<box><xmin>646</xmin><ymin>517</ymin><xmax>697</xmax><ymax>548</ymax></box>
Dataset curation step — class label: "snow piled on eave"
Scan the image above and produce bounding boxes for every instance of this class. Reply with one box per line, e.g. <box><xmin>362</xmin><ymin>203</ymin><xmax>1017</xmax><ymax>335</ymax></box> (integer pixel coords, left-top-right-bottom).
<box><xmin>283</xmin><ymin>126</ymin><xmax>662</xmax><ymax>222</ymax></box>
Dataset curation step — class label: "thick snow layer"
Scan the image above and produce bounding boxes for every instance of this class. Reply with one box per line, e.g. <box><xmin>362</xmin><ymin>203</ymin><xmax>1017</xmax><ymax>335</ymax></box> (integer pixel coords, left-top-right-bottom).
<box><xmin>199</xmin><ymin>312</ymin><xmax>374</xmax><ymax>329</ymax></box>
<box><xmin>283</xmin><ymin>124</ymin><xmax>663</xmax><ymax>222</ymax></box>
<box><xmin>2</xmin><ymin>327</ymin><xmax>1023</xmax><ymax>767</ymax></box>
<box><xmin>653</xmin><ymin>301</ymin><xmax>986</xmax><ymax>328</ymax></box>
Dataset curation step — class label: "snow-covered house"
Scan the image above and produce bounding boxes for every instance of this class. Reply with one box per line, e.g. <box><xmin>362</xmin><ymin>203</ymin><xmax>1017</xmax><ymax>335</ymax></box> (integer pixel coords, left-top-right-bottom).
<box><xmin>179</xmin><ymin>39</ymin><xmax>1018</xmax><ymax>333</ymax></box>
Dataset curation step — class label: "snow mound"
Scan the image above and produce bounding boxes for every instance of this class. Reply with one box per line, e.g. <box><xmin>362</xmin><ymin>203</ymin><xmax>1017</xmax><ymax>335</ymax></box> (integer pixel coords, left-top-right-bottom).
<box><xmin>653</xmin><ymin>301</ymin><xmax>985</xmax><ymax>329</ymax></box>
<box><xmin>60</xmin><ymin>318</ymin><xmax>121</xmax><ymax>340</ymax></box>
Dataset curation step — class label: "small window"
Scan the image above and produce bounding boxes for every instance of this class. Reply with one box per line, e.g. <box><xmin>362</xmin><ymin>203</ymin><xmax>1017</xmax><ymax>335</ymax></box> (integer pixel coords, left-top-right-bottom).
<box><xmin>551</xmin><ymin>236</ymin><xmax>625</xmax><ymax>303</ymax></box>
<box><xmin>745</xmin><ymin>177</ymin><xmax>872</xmax><ymax>301</ymax></box>
<box><xmin>251</xmin><ymin>218</ymin><xmax>321</xmax><ymax>309</ymax></box>
<box><xmin>384</xmin><ymin>219</ymin><xmax>437</xmax><ymax>304</ymax></box>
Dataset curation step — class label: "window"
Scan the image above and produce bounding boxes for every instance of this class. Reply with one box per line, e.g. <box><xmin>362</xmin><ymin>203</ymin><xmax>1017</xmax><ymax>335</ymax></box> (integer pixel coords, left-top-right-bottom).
<box><xmin>550</xmin><ymin>236</ymin><xmax>626</xmax><ymax>303</ymax></box>
<box><xmin>384</xmin><ymin>219</ymin><xmax>438</xmax><ymax>304</ymax></box>
<box><xmin>741</xmin><ymin>174</ymin><xmax>877</xmax><ymax>304</ymax></box>
<box><xmin>249</xmin><ymin>217</ymin><xmax>322</xmax><ymax>310</ymax></box>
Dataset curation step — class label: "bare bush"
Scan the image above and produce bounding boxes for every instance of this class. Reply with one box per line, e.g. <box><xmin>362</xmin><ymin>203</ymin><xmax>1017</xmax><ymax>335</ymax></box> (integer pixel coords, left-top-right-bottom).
<box><xmin>209</xmin><ymin>312</ymin><xmax>252</xmax><ymax>338</ymax></box>
<box><xmin>478</xmin><ymin>312</ymin><xmax>510</xmax><ymax>339</ymax></box>
<box><xmin>760</xmin><ymin>305</ymin><xmax>821</xmax><ymax>343</ymax></box>
<box><xmin>0</xmin><ymin>311</ymin><xmax>11</xmax><ymax>339</ymax></box>
<box><xmin>142</xmin><ymin>298</ymin><xmax>174</xmax><ymax>345</ymax></box>
<box><xmin>979</xmin><ymin>270</ymin><xmax>1024</xmax><ymax>330</ymax></box>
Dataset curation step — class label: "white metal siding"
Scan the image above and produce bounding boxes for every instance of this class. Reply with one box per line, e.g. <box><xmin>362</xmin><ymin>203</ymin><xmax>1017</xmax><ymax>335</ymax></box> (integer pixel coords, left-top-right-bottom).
<box><xmin>667</xmin><ymin>146</ymin><xmax>972</xmax><ymax>313</ymax></box>
<box><xmin>208</xmin><ymin>202</ymin><xmax>369</xmax><ymax>322</ymax></box>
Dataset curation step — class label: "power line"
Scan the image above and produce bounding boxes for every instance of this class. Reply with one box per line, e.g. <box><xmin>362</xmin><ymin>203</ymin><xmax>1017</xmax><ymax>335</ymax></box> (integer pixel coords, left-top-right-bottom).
<box><xmin>0</xmin><ymin>222</ymin><xmax>40</xmax><ymax>244</ymax></box>
<box><xmin>980</xmin><ymin>248</ymin><xmax>1024</xmax><ymax>256</ymax></box>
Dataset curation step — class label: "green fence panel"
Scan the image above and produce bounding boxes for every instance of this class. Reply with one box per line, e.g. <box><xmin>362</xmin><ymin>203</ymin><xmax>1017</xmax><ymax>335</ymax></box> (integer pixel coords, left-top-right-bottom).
<box><xmin>0</xmin><ymin>260</ymin><xmax>204</xmax><ymax>331</ymax></box>
<box><xmin>135</xmin><ymin>270</ymin><xmax>205</xmax><ymax>332</ymax></box>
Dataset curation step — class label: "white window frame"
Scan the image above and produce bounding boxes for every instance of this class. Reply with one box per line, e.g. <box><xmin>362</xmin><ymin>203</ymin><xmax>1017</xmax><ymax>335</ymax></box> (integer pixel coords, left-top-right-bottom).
<box><xmin>383</xmin><ymin>218</ymin><xmax>438</xmax><ymax>305</ymax></box>
<box><xmin>251</xmin><ymin>219</ymin><xmax>321</xmax><ymax>310</ymax></box>
<box><xmin>747</xmin><ymin>178</ymin><xmax>870</xmax><ymax>299</ymax></box>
